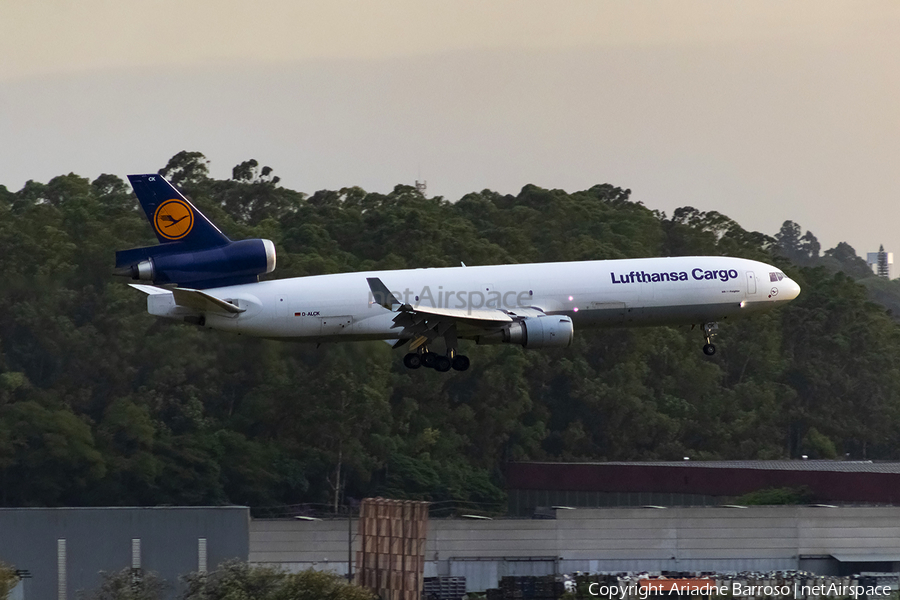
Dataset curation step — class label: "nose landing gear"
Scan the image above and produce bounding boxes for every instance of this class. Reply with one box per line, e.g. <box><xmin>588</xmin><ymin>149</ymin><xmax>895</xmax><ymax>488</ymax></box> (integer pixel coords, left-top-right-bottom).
<box><xmin>701</xmin><ymin>322</ymin><xmax>718</xmax><ymax>356</ymax></box>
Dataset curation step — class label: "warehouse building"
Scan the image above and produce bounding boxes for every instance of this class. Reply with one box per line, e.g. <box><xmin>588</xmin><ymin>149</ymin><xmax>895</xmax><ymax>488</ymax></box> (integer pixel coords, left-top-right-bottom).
<box><xmin>6</xmin><ymin>461</ymin><xmax>900</xmax><ymax>597</ymax></box>
<box><xmin>250</xmin><ymin>505</ymin><xmax>900</xmax><ymax>593</ymax></box>
<box><xmin>4</xmin><ymin>504</ymin><xmax>900</xmax><ymax>597</ymax></box>
<box><xmin>0</xmin><ymin>507</ymin><xmax>249</xmax><ymax>600</ymax></box>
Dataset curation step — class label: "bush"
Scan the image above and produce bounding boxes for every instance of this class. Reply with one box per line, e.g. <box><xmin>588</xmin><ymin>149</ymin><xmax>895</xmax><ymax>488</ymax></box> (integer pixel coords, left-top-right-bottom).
<box><xmin>77</xmin><ymin>568</ymin><xmax>167</xmax><ymax>600</ymax></box>
<box><xmin>736</xmin><ymin>486</ymin><xmax>815</xmax><ymax>505</ymax></box>
<box><xmin>0</xmin><ymin>562</ymin><xmax>19</xmax><ymax>599</ymax></box>
<box><xmin>180</xmin><ymin>560</ymin><xmax>374</xmax><ymax>600</ymax></box>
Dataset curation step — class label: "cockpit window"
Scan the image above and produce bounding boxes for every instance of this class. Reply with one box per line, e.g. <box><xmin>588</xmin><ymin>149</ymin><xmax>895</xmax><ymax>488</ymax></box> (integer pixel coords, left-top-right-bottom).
<box><xmin>769</xmin><ymin>272</ymin><xmax>785</xmax><ymax>282</ymax></box>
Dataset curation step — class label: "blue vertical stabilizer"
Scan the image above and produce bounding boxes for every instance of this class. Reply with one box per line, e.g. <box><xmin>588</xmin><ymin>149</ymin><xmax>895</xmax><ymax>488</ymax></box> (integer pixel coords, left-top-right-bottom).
<box><xmin>127</xmin><ymin>174</ymin><xmax>230</xmax><ymax>249</ymax></box>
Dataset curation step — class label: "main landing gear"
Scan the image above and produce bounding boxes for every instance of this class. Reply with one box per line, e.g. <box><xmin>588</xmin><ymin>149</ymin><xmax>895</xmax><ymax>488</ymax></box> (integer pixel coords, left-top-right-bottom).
<box><xmin>701</xmin><ymin>321</ymin><xmax>718</xmax><ymax>356</ymax></box>
<box><xmin>403</xmin><ymin>348</ymin><xmax>470</xmax><ymax>372</ymax></box>
<box><xmin>400</xmin><ymin>322</ymin><xmax>470</xmax><ymax>372</ymax></box>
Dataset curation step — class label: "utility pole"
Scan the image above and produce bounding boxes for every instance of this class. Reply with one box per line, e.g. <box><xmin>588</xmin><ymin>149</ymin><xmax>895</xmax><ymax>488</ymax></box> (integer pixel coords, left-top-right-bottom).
<box><xmin>347</xmin><ymin>506</ymin><xmax>353</xmax><ymax>582</ymax></box>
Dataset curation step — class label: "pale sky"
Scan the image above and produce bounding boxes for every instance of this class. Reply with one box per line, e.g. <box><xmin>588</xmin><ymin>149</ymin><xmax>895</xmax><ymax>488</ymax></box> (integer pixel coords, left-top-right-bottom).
<box><xmin>2</xmin><ymin>1</ymin><xmax>899</xmax><ymax>261</ymax></box>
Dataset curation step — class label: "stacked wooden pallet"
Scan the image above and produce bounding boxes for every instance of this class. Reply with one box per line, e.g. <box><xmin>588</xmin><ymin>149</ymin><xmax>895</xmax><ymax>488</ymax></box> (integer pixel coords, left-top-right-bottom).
<box><xmin>355</xmin><ymin>497</ymin><xmax>429</xmax><ymax>600</ymax></box>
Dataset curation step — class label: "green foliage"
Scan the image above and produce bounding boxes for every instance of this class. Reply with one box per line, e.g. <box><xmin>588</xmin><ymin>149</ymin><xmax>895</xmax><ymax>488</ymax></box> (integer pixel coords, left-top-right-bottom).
<box><xmin>736</xmin><ymin>486</ymin><xmax>815</xmax><ymax>506</ymax></box>
<box><xmin>180</xmin><ymin>561</ymin><xmax>374</xmax><ymax>600</ymax></box>
<box><xmin>2</xmin><ymin>152</ymin><xmax>900</xmax><ymax>511</ymax></box>
<box><xmin>858</xmin><ymin>276</ymin><xmax>900</xmax><ymax>319</ymax></box>
<box><xmin>820</xmin><ymin>241</ymin><xmax>874</xmax><ymax>279</ymax></box>
<box><xmin>78</xmin><ymin>568</ymin><xmax>167</xmax><ymax>600</ymax></box>
<box><xmin>159</xmin><ymin>152</ymin><xmax>209</xmax><ymax>187</ymax></box>
<box><xmin>0</xmin><ymin>561</ymin><xmax>19</xmax><ymax>598</ymax></box>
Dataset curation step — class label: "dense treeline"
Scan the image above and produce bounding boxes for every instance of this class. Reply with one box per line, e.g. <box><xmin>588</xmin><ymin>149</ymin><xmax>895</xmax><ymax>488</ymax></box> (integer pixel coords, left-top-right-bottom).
<box><xmin>1</xmin><ymin>151</ymin><xmax>900</xmax><ymax>512</ymax></box>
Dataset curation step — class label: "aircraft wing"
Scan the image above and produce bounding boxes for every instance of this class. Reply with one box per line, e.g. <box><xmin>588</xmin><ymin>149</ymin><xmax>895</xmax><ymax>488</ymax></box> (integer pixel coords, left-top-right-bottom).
<box><xmin>397</xmin><ymin>305</ymin><xmax>512</xmax><ymax>323</ymax></box>
<box><xmin>367</xmin><ymin>277</ymin><xmax>513</xmax><ymax>349</ymax></box>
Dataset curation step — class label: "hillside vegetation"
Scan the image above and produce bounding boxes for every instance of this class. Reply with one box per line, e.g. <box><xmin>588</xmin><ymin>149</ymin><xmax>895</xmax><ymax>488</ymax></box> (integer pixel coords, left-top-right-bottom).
<box><xmin>1</xmin><ymin>151</ymin><xmax>898</xmax><ymax>512</ymax></box>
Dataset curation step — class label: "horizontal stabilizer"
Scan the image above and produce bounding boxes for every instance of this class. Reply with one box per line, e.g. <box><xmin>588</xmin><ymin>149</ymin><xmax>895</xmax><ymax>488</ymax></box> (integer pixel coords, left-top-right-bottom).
<box><xmin>128</xmin><ymin>284</ymin><xmax>172</xmax><ymax>296</ymax></box>
<box><xmin>171</xmin><ymin>288</ymin><xmax>245</xmax><ymax>314</ymax></box>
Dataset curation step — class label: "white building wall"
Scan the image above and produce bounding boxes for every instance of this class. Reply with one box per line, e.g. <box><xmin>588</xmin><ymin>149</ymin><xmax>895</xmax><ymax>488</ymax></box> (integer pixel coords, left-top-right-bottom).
<box><xmin>249</xmin><ymin>506</ymin><xmax>900</xmax><ymax>592</ymax></box>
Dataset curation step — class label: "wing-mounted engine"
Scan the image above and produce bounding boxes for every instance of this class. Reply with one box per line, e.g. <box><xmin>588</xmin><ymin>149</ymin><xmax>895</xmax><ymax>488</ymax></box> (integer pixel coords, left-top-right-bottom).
<box><xmin>116</xmin><ymin>238</ymin><xmax>276</xmax><ymax>289</ymax></box>
<box><xmin>476</xmin><ymin>315</ymin><xmax>574</xmax><ymax>349</ymax></box>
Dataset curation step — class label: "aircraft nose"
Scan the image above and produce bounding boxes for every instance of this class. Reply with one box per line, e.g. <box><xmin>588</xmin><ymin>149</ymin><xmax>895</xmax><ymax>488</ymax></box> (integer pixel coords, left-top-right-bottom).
<box><xmin>783</xmin><ymin>277</ymin><xmax>801</xmax><ymax>301</ymax></box>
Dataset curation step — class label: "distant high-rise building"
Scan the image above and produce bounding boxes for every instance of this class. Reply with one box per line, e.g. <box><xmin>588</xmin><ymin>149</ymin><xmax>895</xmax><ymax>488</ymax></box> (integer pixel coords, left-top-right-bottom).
<box><xmin>866</xmin><ymin>245</ymin><xmax>893</xmax><ymax>278</ymax></box>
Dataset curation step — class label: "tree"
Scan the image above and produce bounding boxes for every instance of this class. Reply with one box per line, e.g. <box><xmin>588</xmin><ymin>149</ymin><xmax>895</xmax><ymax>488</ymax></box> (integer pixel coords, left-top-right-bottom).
<box><xmin>78</xmin><ymin>568</ymin><xmax>167</xmax><ymax>600</ymax></box>
<box><xmin>0</xmin><ymin>561</ymin><xmax>19</xmax><ymax>598</ymax></box>
<box><xmin>180</xmin><ymin>561</ymin><xmax>374</xmax><ymax>600</ymax></box>
<box><xmin>822</xmin><ymin>242</ymin><xmax>873</xmax><ymax>279</ymax></box>
<box><xmin>232</xmin><ymin>159</ymin><xmax>280</xmax><ymax>185</ymax></box>
<box><xmin>0</xmin><ymin>401</ymin><xmax>106</xmax><ymax>505</ymax></box>
<box><xmin>158</xmin><ymin>151</ymin><xmax>209</xmax><ymax>187</ymax></box>
<box><xmin>775</xmin><ymin>220</ymin><xmax>802</xmax><ymax>260</ymax></box>
<box><xmin>800</xmin><ymin>231</ymin><xmax>821</xmax><ymax>261</ymax></box>
<box><xmin>211</xmin><ymin>161</ymin><xmax>297</xmax><ymax>225</ymax></box>
<box><xmin>877</xmin><ymin>244</ymin><xmax>889</xmax><ymax>278</ymax></box>
<box><xmin>277</xmin><ymin>569</ymin><xmax>375</xmax><ymax>600</ymax></box>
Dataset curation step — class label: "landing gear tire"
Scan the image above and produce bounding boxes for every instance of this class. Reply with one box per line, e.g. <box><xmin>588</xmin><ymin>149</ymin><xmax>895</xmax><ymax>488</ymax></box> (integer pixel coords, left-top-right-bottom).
<box><xmin>451</xmin><ymin>355</ymin><xmax>470</xmax><ymax>371</ymax></box>
<box><xmin>422</xmin><ymin>352</ymin><xmax>438</xmax><ymax>369</ymax></box>
<box><xmin>434</xmin><ymin>356</ymin><xmax>452</xmax><ymax>372</ymax></box>
<box><xmin>699</xmin><ymin>321</ymin><xmax>719</xmax><ymax>356</ymax></box>
<box><xmin>403</xmin><ymin>353</ymin><xmax>422</xmax><ymax>369</ymax></box>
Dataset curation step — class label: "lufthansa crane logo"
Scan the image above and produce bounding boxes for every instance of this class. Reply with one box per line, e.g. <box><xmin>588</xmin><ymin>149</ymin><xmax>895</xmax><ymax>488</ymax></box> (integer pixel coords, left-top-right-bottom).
<box><xmin>154</xmin><ymin>199</ymin><xmax>194</xmax><ymax>240</ymax></box>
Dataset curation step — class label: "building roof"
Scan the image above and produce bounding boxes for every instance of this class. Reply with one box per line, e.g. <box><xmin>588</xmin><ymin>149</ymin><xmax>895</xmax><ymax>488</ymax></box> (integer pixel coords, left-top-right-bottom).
<box><xmin>515</xmin><ymin>460</ymin><xmax>900</xmax><ymax>474</ymax></box>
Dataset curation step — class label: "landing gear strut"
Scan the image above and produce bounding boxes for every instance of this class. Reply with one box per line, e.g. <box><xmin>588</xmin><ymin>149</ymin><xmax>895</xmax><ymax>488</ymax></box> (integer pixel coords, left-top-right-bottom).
<box><xmin>402</xmin><ymin>334</ymin><xmax>470</xmax><ymax>373</ymax></box>
<box><xmin>701</xmin><ymin>322</ymin><xmax>718</xmax><ymax>356</ymax></box>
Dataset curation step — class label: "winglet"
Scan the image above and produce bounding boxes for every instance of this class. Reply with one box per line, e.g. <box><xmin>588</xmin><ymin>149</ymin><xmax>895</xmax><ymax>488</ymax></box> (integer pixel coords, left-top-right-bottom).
<box><xmin>366</xmin><ymin>277</ymin><xmax>402</xmax><ymax>310</ymax></box>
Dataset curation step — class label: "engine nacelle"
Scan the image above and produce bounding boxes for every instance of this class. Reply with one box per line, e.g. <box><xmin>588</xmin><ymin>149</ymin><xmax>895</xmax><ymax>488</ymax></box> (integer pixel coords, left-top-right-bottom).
<box><xmin>476</xmin><ymin>315</ymin><xmax>574</xmax><ymax>349</ymax></box>
<box><xmin>125</xmin><ymin>238</ymin><xmax>276</xmax><ymax>288</ymax></box>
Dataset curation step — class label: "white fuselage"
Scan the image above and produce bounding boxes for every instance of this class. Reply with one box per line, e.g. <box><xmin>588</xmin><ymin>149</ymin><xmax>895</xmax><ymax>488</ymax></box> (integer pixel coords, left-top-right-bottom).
<box><xmin>145</xmin><ymin>256</ymin><xmax>800</xmax><ymax>344</ymax></box>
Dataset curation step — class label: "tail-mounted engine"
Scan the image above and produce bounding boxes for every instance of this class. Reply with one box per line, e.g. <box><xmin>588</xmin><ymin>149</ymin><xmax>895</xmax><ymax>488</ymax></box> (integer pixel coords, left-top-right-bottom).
<box><xmin>116</xmin><ymin>238</ymin><xmax>276</xmax><ymax>289</ymax></box>
<box><xmin>116</xmin><ymin>174</ymin><xmax>277</xmax><ymax>289</ymax></box>
<box><xmin>476</xmin><ymin>315</ymin><xmax>574</xmax><ymax>349</ymax></box>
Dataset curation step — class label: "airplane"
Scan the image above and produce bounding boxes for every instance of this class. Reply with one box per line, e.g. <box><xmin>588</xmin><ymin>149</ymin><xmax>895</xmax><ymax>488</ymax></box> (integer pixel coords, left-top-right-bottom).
<box><xmin>115</xmin><ymin>174</ymin><xmax>801</xmax><ymax>372</ymax></box>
